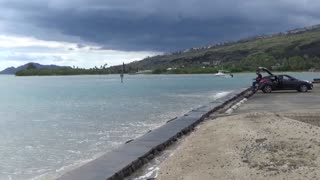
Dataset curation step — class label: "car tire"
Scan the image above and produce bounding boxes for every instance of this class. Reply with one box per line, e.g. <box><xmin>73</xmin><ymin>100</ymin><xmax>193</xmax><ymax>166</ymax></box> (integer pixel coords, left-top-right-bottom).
<box><xmin>298</xmin><ymin>84</ymin><xmax>308</xmax><ymax>93</ymax></box>
<box><xmin>262</xmin><ymin>85</ymin><xmax>272</xmax><ymax>93</ymax></box>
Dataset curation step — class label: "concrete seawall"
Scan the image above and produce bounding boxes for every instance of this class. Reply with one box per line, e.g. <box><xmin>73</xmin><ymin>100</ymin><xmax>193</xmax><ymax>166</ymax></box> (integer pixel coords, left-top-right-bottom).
<box><xmin>58</xmin><ymin>88</ymin><xmax>252</xmax><ymax>180</ymax></box>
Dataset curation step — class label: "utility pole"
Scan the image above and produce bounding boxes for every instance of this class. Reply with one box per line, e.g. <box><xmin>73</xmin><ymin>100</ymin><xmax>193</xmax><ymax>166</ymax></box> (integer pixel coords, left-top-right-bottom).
<box><xmin>120</xmin><ymin>62</ymin><xmax>125</xmax><ymax>83</ymax></box>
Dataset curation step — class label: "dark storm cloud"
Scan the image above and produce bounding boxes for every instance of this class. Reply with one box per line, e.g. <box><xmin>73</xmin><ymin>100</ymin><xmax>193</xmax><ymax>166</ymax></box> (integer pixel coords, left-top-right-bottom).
<box><xmin>1</xmin><ymin>0</ymin><xmax>320</xmax><ymax>51</ymax></box>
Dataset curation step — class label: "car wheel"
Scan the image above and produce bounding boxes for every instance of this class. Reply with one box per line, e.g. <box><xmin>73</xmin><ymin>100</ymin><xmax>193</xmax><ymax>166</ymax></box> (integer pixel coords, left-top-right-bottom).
<box><xmin>299</xmin><ymin>84</ymin><xmax>308</xmax><ymax>93</ymax></box>
<box><xmin>262</xmin><ymin>85</ymin><xmax>272</xmax><ymax>93</ymax></box>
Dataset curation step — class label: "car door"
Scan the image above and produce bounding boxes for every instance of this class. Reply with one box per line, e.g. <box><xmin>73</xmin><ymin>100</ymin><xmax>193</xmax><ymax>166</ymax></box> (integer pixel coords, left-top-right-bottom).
<box><xmin>272</xmin><ymin>75</ymin><xmax>281</xmax><ymax>90</ymax></box>
<box><xmin>282</xmin><ymin>75</ymin><xmax>297</xmax><ymax>90</ymax></box>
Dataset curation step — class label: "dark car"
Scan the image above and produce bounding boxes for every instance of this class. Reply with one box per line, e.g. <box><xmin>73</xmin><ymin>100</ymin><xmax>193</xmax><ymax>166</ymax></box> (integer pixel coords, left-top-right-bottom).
<box><xmin>257</xmin><ymin>67</ymin><xmax>313</xmax><ymax>93</ymax></box>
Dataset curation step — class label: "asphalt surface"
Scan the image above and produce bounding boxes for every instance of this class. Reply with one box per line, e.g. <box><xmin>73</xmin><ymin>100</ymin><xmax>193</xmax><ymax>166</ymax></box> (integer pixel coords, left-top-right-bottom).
<box><xmin>236</xmin><ymin>84</ymin><xmax>320</xmax><ymax>113</ymax></box>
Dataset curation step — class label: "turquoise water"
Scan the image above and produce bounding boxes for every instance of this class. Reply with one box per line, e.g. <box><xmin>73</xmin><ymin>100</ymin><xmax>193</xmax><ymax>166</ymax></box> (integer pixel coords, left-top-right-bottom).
<box><xmin>0</xmin><ymin>73</ymin><xmax>317</xmax><ymax>179</ymax></box>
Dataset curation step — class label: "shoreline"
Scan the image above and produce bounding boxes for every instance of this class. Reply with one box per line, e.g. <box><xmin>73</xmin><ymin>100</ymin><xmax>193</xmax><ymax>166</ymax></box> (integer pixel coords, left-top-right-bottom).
<box><xmin>58</xmin><ymin>88</ymin><xmax>253</xmax><ymax>180</ymax></box>
<box><xmin>2</xmin><ymin>70</ymin><xmax>318</xmax><ymax>76</ymax></box>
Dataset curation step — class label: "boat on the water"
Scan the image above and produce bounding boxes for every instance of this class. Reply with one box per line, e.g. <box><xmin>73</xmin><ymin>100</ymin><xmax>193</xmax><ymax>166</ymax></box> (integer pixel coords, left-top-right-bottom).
<box><xmin>214</xmin><ymin>70</ymin><xmax>233</xmax><ymax>78</ymax></box>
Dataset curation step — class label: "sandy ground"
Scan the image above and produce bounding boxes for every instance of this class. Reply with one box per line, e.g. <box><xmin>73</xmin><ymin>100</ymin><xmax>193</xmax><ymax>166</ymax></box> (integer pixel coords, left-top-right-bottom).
<box><xmin>157</xmin><ymin>111</ymin><xmax>320</xmax><ymax>180</ymax></box>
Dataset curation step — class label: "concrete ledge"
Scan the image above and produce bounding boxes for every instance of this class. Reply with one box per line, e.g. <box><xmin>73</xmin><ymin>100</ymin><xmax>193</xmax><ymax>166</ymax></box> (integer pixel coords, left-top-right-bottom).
<box><xmin>58</xmin><ymin>88</ymin><xmax>251</xmax><ymax>180</ymax></box>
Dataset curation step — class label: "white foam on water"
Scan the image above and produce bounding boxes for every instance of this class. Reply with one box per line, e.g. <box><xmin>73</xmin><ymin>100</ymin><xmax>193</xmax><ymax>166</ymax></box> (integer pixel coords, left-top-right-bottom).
<box><xmin>133</xmin><ymin>167</ymin><xmax>160</xmax><ymax>180</ymax></box>
<box><xmin>66</xmin><ymin>150</ymin><xmax>81</xmax><ymax>155</ymax></box>
<box><xmin>173</xmin><ymin>93</ymin><xmax>208</xmax><ymax>98</ymax></box>
<box><xmin>212</xmin><ymin>91</ymin><xmax>233</xmax><ymax>100</ymax></box>
<box><xmin>30</xmin><ymin>152</ymin><xmax>106</xmax><ymax>180</ymax></box>
<box><xmin>31</xmin><ymin>119</ymin><xmax>48</xmax><ymax>122</ymax></box>
<box><xmin>169</xmin><ymin>90</ymin><xmax>232</xmax><ymax>100</ymax></box>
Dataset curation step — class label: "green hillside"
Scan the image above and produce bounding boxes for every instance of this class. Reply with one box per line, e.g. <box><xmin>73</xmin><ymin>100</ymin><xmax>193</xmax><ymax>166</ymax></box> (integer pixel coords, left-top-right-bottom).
<box><xmin>15</xmin><ymin>25</ymin><xmax>320</xmax><ymax>76</ymax></box>
<box><xmin>113</xmin><ymin>25</ymin><xmax>320</xmax><ymax>73</ymax></box>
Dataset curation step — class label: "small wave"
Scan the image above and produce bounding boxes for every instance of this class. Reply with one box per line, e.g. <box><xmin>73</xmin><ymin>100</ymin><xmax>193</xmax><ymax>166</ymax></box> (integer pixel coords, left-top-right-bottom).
<box><xmin>133</xmin><ymin>167</ymin><xmax>159</xmax><ymax>180</ymax></box>
<box><xmin>169</xmin><ymin>90</ymin><xmax>233</xmax><ymax>100</ymax></box>
<box><xmin>30</xmin><ymin>153</ymin><xmax>105</xmax><ymax>180</ymax></box>
<box><xmin>212</xmin><ymin>91</ymin><xmax>233</xmax><ymax>100</ymax></box>
<box><xmin>66</xmin><ymin>150</ymin><xmax>81</xmax><ymax>154</ymax></box>
<box><xmin>171</xmin><ymin>93</ymin><xmax>206</xmax><ymax>98</ymax></box>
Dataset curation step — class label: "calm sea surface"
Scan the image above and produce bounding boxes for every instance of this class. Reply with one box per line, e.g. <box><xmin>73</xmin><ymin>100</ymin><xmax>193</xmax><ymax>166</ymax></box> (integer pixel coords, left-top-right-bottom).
<box><xmin>0</xmin><ymin>73</ymin><xmax>317</xmax><ymax>179</ymax></box>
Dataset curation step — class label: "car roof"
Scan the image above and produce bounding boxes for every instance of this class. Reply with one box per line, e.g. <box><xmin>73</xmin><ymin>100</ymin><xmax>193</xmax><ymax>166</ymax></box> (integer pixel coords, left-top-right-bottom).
<box><xmin>263</xmin><ymin>74</ymin><xmax>289</xmax><ymax>76</ymax></box>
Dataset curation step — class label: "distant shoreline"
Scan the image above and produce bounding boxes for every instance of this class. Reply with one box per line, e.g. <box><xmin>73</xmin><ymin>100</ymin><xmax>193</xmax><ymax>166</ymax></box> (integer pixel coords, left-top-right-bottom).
<box><xmin>11</xmin><ymin>70</ymin><xmax>319</xmax><ymax>76</ymax></box>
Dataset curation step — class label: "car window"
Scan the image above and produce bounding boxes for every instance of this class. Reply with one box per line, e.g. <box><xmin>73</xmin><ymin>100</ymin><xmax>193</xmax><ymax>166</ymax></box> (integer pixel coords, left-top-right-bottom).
<box><xmin>283</xmin><ymin>75</ymin><xmax>294</xmax><ymax>81</ymax></box>
<box><xmin>283</xmin><ymin>76</ymin><xmax>290</xmax><ymax>80</ymax></box>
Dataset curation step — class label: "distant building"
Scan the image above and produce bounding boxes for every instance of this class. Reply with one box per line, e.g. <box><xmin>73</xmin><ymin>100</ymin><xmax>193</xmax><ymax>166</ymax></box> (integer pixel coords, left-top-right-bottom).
<box><xmin>136</xmin><ymin>70</ymin><xmax>152</xmax><ymax>74</ymax></box>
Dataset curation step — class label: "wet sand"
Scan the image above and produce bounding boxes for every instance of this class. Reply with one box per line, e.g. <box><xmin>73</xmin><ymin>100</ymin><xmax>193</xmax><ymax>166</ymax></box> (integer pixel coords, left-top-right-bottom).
<box><xmin>158</xmin><ymin>86</ymin><xmax>320</xmax><ymax>180</ymax></box>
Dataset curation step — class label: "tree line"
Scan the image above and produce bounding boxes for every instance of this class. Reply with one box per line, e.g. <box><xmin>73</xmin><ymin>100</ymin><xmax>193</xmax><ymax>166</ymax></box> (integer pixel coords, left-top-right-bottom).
<box><xmin>15</xmin><ymin>53</ymin><xmax>320</xmax><ymax>76</ymax></box>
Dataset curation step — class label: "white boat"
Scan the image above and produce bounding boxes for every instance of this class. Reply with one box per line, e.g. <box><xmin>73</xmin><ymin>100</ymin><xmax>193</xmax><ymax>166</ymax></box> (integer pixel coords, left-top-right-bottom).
<box><xmin>214</xmin><ymin>70</ymin><xmax>233</xmax><ymax>77</ymax></box>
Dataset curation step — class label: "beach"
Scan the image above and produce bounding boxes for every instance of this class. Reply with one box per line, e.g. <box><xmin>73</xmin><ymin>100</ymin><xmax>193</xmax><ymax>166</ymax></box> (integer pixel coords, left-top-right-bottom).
<box><xmin>158</xmin><ymin>85</ymin><xmax>320</xmax><ymax>179</ymax></box>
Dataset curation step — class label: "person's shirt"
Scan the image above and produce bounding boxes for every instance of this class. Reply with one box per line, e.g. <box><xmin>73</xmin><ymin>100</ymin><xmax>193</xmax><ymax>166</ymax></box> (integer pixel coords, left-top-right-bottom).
<box><xmin>256</xmin><ymin>74</ymin><xmax>262</xmax><ymax>82</ymax></box>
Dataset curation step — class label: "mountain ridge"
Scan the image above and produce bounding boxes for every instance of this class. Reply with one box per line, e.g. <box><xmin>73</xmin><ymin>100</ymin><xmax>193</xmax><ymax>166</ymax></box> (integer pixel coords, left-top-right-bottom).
<box><xmin>108</xmin><ymin>24</ymin><xmax>320</xmax><ymax>73</ymax></box>
<box><xmin>0</xmin><ymin>63</ymin><xmax>70</xmax><ymax>74</ymax></box>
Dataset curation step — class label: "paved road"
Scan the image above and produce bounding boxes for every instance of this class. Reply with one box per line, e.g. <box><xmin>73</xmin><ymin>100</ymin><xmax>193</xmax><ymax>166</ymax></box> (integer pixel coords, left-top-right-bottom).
<box><xmin>236</xmin><ymin>84</ymin><xmax>320</xmax><ymax>113</ymax></box>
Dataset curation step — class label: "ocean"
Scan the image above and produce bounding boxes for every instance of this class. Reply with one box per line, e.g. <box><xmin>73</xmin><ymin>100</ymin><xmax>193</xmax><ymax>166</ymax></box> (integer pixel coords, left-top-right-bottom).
<box><xmin>0</xmin><ymin>73</ymin><xmax>317</xmax><ymax>179</ymax></box>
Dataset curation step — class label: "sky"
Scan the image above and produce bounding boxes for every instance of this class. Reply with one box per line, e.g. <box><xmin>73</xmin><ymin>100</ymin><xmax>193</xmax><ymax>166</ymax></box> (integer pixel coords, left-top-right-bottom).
<box><xmin>1</xmin><ymin>0</ymin><xmax>320</xmax><ymax>70</ymax></box>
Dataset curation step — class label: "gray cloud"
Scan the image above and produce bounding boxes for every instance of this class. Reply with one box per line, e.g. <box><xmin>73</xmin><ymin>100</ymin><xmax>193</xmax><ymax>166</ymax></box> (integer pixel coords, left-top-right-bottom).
<box><xmin>0</xmin><ymin>53</ymin><xmax>64</xmax><ymax>62</ymax></box>
<box><xmin>0</xmin><ymin>0</ymin><xmax>320</xmax><ymax>51</ymax></box>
